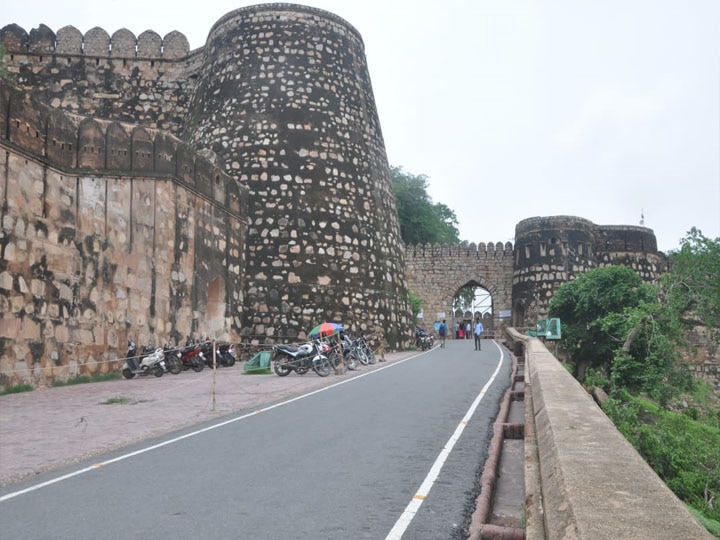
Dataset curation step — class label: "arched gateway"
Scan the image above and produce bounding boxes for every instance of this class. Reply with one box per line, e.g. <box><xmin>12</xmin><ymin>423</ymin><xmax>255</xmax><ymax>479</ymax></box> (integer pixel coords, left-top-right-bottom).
<box><xmin>405</xmin><ymin>216</ymin><xmax>664</xmax><ymax>337</ymax></box>
<box><xmin>405</xmin><ymin>242</ymin><xmax>514</xmax><ymax>335</ymax></box>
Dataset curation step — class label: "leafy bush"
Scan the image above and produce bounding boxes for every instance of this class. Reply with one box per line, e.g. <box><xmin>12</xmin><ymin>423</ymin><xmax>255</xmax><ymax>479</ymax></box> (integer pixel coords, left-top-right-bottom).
<box><xmin>408</xmin><ymin>290</ymin><xmax>423</xmax><ymax>325</ymax></box>
<box><xmin>583</xmin><ymin>367</ymin><xmax>610</xmax><ymax>393</ymax></box>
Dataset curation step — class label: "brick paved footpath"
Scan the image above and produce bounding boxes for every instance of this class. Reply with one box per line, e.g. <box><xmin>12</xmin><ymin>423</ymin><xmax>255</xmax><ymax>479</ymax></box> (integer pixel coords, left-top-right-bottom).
<box><xmin>0</xmin><ymin>352</ymin><xmax>414</xmax><ymax>487</ymax></box>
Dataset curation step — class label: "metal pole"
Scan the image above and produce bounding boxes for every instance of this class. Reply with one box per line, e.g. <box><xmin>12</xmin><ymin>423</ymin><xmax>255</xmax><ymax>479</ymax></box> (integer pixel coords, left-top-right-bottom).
<box><xmin>336</xmin><ymin>333</ymin><xmax>346</xmax><ymax>374</ymax></box>
<box><xmin>212</xmin><ymin>338</ymin><xmax>217</xmax><ymax>412</ymax></box>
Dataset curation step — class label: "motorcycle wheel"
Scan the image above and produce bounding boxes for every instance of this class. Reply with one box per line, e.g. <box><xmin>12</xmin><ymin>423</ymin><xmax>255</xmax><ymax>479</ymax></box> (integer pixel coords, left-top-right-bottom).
<box><xmin>222</xmin><ymin>353</ymin><xmax>236</xmax><ymax>367</ymax></box>
<box><xmin>366</xmin><ymin>347</ymin><xmax>376</xmax><ymax>364</ymax></box>
<box><xmin>312</xmin><ymin>356</ymin><xmax>332</xmax><ymax>377</ymax></box>
<box><xmin>273</xmin><ymin>357</ymin><xmax>292</xmax><ymax>377</ymax></box>
<box><xmin>122</xmin><ymin>367</ymin><xmax>135</xmax><ymax>379</ymax></box>
<box><xmin>191</xmin><ymin>360</ymin><xmax>204</xmax><ymax>373</ymax></box>
<box><xmin>154</xmin><ymin>366</ymin><xmax>164</xmax><ymax>377</ymax></box>
<box><xmin>332</xmin><ymin>352</ymin><xmax>343</xmax><ymax>368</ymax></box>
<box><xmin>168</xmin><ymin>357</ymin><xmax>182</xmax><ymax>375</ymax></box>
<box><xmin>357</xmin><ymin>348</ymin><xmax>370</xmax><ymax>365</ymax></box>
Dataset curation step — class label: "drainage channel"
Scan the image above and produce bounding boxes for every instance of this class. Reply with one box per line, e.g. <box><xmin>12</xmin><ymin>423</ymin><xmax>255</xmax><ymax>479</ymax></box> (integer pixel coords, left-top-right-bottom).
<box><xmin>468</xmin><ymin>348</ymin><xmax>526</xmax><ymax>540</ymax></box>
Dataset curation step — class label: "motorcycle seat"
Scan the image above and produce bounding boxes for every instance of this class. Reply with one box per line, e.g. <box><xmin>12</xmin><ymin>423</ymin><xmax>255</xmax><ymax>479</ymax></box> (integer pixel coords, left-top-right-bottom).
<box><xmin>276</xmin><ymin>344</ymin><xmax>303</xmax><ymax>354</ymax></box>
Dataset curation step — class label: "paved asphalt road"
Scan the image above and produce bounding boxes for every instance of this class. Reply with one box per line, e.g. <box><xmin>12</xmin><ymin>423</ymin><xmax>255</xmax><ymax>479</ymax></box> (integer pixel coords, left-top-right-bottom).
<box><xmin>0</xmin><ymin>340</ymin><xmax>511</xmax><ymax>540</ymax></box>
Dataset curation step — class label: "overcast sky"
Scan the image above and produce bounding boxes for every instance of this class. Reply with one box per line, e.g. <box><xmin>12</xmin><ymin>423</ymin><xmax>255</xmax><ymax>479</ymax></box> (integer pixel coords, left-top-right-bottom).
<box><xmin>4</xmin><ymin>1</ymin><xmax>719</xmax><ymax>252</ymax></box>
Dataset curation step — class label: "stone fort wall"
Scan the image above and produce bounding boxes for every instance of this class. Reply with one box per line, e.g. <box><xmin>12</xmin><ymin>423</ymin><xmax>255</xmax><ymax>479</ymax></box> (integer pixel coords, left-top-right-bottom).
<box><xmin>405</xmin><ymin>217</ymin><xmax>664</xmax><ymax>333</ymax></box>
<box><xmin>405</xmin><ymin>242</ymin><xmax>514</xmax><ymax>333</ymax></box>
<box><xmin>0</xmin><ymin>83</ymin><xmax>246</xmax><ymax>388</ymax></box>
<box><xmin>1</xmin><ymin>3</ymin><xmax>412</xmax><ymax>380</ymax></box>
<box><xmin>512</xmin><ymin>216</ymin><xmax>664</xmax><ymax>324</ymax></box>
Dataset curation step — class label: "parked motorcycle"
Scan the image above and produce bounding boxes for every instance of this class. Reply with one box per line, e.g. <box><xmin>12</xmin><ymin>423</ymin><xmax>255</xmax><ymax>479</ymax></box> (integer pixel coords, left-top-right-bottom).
<box><xmin>200</xmin><ymin>339</ymin><xmax>237</xmax><ymax>368</ymax></box>
<box><xmin>354</xmin><ymin>335</ymin><xmax>376</xmax><ymax>365</ymax></box>
<box><xmin>217</xmin><ymin>342</ymin><xmax>237</xmax><ymax>367</ymax></box>
<box><xmin>122</xmin><ymin>340</ymin><xmax>167</xmax><ymax>378</ymax></box>
<box><xmin>415</xmin><ymin>328</ymin><xmax>434</xmax><ymax>351</ymax></box>
<box><xmin>162</xmin><ymin>344</ymin><xmax>183</xmax><ymax>375</ymax></box>
<box><xmin>179</xmin><ymin>339</ymin><xmax>205</xmax><ymax>372</ymax></box>
<box><xmin>272</xmin><ymin>340</ymin><xmax>332</xmax><ymax>377</ymax></box>
<box><xmin>335</xmin><ymin>334</ymin><xmax>359</xmax><ymax>370</ymax></box>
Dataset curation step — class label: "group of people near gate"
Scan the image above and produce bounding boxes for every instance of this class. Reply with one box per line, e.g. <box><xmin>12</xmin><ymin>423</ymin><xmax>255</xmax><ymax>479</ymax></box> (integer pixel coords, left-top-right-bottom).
<box><xmin>454</xmin><ymin>321</ymin><xmax>472</xmax><ymax>340</ymax></box>
<box><xmin>436</xmin><ymin>319</ymin><xmax>484</xmax><ymax>349</ymax></box>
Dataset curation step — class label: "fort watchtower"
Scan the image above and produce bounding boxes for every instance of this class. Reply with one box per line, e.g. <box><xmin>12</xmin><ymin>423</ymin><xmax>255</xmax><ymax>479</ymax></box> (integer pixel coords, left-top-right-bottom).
<box><xmin>189</xmin><ymin>5</ymin><xmax>411</xmax><ymax>342</ymax></box>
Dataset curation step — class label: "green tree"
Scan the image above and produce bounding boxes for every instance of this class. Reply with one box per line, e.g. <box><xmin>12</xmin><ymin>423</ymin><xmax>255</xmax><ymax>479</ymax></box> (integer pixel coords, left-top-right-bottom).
<box><xmin>549</xmin><ymin>230</ymin><xmax>720</xmax><ymax>394</ymax></box>
<box><xmin>666</xmin><ymin>228</ymin><xmax>720</xmax><ymax>330</ymax></box>
<box><xmin>390</xmin><ymin>166</ymin><xmax>460</xmax><ymax>245</ymax></box>
<box><xmin>548</xmin><ymin>265</ymin><xmax>657</xmax><ymax>382</ymax></box>
<box><xmin>453</xmin><ymin>286</ymin><xmax>475</xmax><ymax>312</ymax></box>
<box><xmin>606</xmin><ymin>229</ymin><xmax>719</xmax><ymax>394</ymax></box>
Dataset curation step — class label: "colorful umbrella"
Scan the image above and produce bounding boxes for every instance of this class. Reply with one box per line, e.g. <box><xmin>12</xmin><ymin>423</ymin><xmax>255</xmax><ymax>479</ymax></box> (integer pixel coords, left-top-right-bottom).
<box><xmin>308</xmin><ymin>322</ymin><xmax>344</xmax><ymax>339</ymax></box>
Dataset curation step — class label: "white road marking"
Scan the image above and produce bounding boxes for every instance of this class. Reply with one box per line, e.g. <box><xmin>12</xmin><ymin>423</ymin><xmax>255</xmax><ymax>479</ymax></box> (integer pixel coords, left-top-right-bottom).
<box><xmin>385</xmin><ymin>341</ymin><xmax>507</xmax><ymax>540</ymax></box>
<box><xmin>0</xmin><ymin>352</ymin><xmax>423</xmax><ymax>503</ymax></box>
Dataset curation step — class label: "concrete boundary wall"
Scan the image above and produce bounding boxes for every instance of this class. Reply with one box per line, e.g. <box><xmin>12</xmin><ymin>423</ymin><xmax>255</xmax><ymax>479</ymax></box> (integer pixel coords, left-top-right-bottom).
<box><xmin>505</xmin><ymin>329</ymin><xmax>712</xmax><ymax>539</ymax></box>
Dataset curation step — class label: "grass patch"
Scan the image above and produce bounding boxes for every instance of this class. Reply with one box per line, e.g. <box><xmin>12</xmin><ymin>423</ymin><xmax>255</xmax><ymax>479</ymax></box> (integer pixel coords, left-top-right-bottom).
<box><xmin>52</xmin><ymin>372</ymin><xmax>121</xmax><ymax>387</ymax></box>
<box><xmin>0</xmin><ymin>383</ymin><xmax>34</xmax><ymax>395</ymax></box>
<box><xmin>687</xmin><ymin>505</ymin><xmax>720</xmax><ymax>538</ymax></box>
<box><xmin>244</xmin><ymin>368</ymin><xmax>272</xmax><ymax>375</ymax></box>
<box><xmin>603</xmin><ymin>390</ymin><xmax>720</xmax><ymax>528</ymax></box>
<box><xmin>101</xmin><ymin>396</ymin><xmax>134</xmax><ymax>405</ymax></box>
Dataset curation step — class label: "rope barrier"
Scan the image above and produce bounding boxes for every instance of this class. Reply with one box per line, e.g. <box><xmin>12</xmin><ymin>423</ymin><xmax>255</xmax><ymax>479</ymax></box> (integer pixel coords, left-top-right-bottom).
<box><xmin>0</xmin><ymin>331</ymin><xmax>391</xmax><ymax>376</ymax></box>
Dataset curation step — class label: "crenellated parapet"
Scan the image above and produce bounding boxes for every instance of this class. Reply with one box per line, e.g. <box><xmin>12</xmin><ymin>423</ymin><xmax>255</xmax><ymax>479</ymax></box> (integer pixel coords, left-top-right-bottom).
<box><xmin>0</xmin><ymin>23</ymin><xmax>191</xmax><ymax>59</ymax></box>
<box><xmin>0</xmin><ymin>24</ymin><xmax>200</xmax><ymax>134</ymax></box>
<box><xmin>405</xmin><ymin>241</ymin><xmax>514</xmax><ymax>259</ymax></box>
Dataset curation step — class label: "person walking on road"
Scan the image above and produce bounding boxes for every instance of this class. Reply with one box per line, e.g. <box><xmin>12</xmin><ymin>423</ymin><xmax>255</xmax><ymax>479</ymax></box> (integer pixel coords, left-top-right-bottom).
<box><xmin>438</xmin><ymin>320</ymin><xmax>448</xmax><ymax>348</ymax></box>
<box><xmin>474</xmin><ymin>319</ymin><xmax>484</xmax><ymax>350</ymax></box>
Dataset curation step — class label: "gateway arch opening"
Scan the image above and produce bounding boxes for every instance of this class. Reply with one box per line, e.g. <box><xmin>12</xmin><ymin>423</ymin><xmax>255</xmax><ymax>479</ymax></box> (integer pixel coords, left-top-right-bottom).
<box><xmin>452</xmin><ymin>282</ymin><xmax>493</xmax><ymax>339</ymax></box>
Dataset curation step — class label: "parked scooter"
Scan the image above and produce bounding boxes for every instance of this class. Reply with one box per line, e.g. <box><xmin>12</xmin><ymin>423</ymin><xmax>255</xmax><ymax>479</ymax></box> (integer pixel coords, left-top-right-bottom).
<box><xmin>272</xmin><ymin>340</ymin><xmax>332</xmax><ymax>377</ymax></box>
<box><xmin>122</xmin><ymin>340</ymin><xmax>167</xmax><ymax>379</ymax></box>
